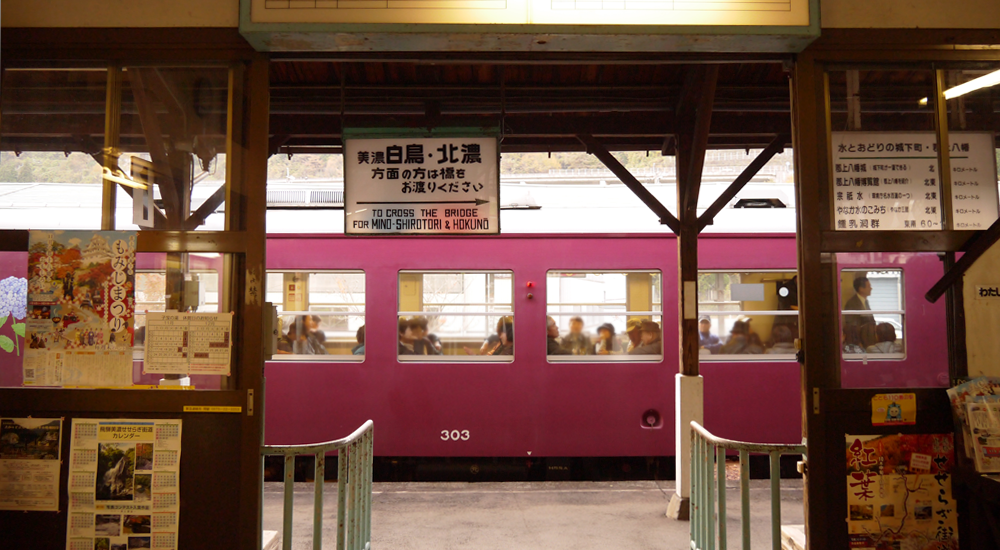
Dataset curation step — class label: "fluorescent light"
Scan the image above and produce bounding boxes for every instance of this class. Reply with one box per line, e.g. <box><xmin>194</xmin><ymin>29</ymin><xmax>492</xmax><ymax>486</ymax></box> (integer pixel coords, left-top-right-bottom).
<box><xmin>918</xmin><ymin>68</ymin><xmax>1000</xmax><ymax>106</ymax></box>
<box><xmin>102</xmin><ymin>167</ymin><xmax>148</xmax><ymax>190</ymax></box>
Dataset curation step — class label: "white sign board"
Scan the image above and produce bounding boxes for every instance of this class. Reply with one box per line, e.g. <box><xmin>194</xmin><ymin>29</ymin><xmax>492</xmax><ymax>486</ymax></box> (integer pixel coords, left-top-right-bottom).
<box><xmin>344</xmin><ymin>136</ymin><xmax>499</xmax><ymax>235</ymax></box>
<box><xmin>831</xmin><ymin>132</ymin><xmax>999</xmax><ymax>231</ymax></box>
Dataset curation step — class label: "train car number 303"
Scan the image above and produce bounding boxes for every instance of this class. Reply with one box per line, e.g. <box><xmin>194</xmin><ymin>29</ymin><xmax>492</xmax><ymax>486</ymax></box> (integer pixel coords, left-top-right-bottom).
<box><xmin>441</xmin><ymin>430</ymin><xmax>470</xmax><ymax>441</ymax></box>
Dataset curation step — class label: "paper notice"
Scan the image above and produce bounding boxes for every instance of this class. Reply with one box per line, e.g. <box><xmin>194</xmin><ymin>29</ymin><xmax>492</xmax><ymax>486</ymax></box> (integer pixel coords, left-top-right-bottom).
<box><xmin>145</xmin><ymin>312</ymin><xmax>233</xmax><ymax>376</ymax></box>
<box><xmin>66</xmin><ymin>419</ymin><xmax>182</xmax><ymax>550</ymax></box>
<box><xmin>0</xmin><ymin>418</ymin><xmax>63</xmax><ymax>512</ymax></box>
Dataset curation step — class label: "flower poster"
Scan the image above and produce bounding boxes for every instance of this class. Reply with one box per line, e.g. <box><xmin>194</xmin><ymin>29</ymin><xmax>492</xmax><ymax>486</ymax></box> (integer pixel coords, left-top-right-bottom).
<box><xmin>67</xmin><ymin>419</ymin><xmax>182</xmax><ymax>550</ymax></box>
<box><xmin>0</xmin><ymin>417</ymin><xmax>63</xmax><ymax>511</ymax></box>
<box><xmin>846</xmin><ymin>434</ymin><xmax>958</xmax><ymax>550</ymax></box>
<box><xmin>24</xmin><ymin>231</ymin><xmax>136</xmax><ymax>387</ymax></box>
<box><xmin>0</xmin><ymin>276</ymin><xmax>28</xmax><ymax>360</ymax></box>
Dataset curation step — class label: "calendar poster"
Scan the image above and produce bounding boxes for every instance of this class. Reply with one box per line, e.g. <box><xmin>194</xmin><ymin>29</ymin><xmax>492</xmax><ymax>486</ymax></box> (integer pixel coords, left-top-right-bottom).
<box><xmin>846</xmin><ymin>434</ymin><xmax>958</xmax><ymax>550</ymax></box>
<box><xmin>144</xmin><ymin>312</ymin><xmax>233</xmax><ymax>376</ymax></box>
<box><xmin>0</xmin><ymin>418</ymin><xmax>62</xmax><ymax>511</ymax></box>
<box><xmin>66</xmin><ymin>419</ymin><xmax>182</xmax><ymax>550</ymax></box>
<box><xmin>24</xmin><ymin>230</ymin><xmax>136</xmax><ymax>388</ymax></box>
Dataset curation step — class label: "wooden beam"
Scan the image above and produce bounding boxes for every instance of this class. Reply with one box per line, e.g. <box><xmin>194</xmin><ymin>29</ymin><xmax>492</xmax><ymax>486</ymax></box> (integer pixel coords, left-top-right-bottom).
<box><xmin>697</xmin><ymin>134</ymin><xmax>788</xmax><ymax>232</ymax></box>
<box><xmin>675</xmin><ymin>65</ymin><xmax>718</xmax><ymax>379</ymax></box>
<box><xmin>131</xmin><ymin>69</ymin><xmax>181</xmax><ymax>223</ymax></box>
<box><xmin>926</xmin><ymin>217</ymin><xmax>1000</xmax><ymax>303</ymax></box>
<box><xmin>184</xmin><ymin>184</ymin><xmax>228</xmax><ymax>230</ymax></box>
<box><xmin>820</xmin><ymin>230</ymin><xmax>977</xmax><ymax>253</ymax></box>
<box><xmin>268</xmin><ymin>134</ymin><xmax>291</xmax><ymax>157</ymax></box>
<box><xmin>576</xmin><ymin>133</ymin><xmax>679</xmax><ymax>233</ymax></box>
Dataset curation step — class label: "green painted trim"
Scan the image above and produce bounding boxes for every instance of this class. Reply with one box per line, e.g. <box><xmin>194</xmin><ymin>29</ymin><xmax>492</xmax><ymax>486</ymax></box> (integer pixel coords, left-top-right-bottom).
<box><xmin>240</xmin><ymin>0</ymin><xmax>821</xmax><ymax>51</ymax></box>
<box><xmin>343</xmin><ymin>127</ymin><xmax>501</xmax><ymax>139</ymax></box>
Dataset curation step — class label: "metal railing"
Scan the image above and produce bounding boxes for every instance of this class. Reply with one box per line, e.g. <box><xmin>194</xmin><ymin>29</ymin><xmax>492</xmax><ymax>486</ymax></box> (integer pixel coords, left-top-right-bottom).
<box><xmin>262</xmin><ymin>420</ymin><xmax>374</xmax><ymax>550</ymax></box>
<box><xmin>690</xmin><ymin>421</ymin><xmax>805</xmax><ymax>550</ymax></box>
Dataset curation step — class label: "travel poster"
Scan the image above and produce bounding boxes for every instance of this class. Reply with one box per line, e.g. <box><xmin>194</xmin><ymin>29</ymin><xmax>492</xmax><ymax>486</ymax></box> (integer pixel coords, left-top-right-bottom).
<box><xmin>24</xmin><ymin>231</ymin><xmax>136</xmax><ymax>387</ymax></box>
<box><xmin>66</xmin><ymin>419</ymin><xmax>181</xmax><ymax>550</ymax></box>
<box><xmin>846</xmin><ymin>434</ymin><xmax>958</xmax><ymax>550</ymax></box>
<box><xmin>0</xmin><ymin>417</ymin><xmax>62</xmax><ymax>511</ymax></box>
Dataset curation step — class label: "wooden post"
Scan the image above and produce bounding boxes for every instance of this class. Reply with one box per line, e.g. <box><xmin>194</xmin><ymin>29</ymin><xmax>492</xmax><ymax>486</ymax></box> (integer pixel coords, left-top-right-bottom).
<box><xmin>668</xmin><ymin>65</ymin><xmax>717</xmax><ymax>521</ymax></box>
<box><xmin>793</xmin><ymin>52</ymin><xmax>844</xmax><ymax>550</ymax></box>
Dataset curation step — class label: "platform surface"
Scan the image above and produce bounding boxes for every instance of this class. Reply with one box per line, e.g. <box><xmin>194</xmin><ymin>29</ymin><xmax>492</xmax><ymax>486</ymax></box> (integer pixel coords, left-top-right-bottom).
<box><xmin>263</xmin><ymin>479</ymin><xmax>805</xmax><ymax>550</ymax></box>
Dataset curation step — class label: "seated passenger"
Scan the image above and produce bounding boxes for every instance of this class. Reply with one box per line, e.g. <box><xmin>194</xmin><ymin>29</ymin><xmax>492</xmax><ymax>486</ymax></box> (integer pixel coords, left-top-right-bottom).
<box><xmin>398</xmin><ymin>316</ymin><xmax>441</xmax><ymax>356</ymax></box>
<box><xmin>628</xmin><ymin>321</ymin><xmax>663</xmax><ymax>355</ymax></box>
<box><xmin>765</xmin><ymin>325</ymin><xmax>796</xmax><ymax>354</ymax></box>
<box><xmin>466</xmin><ymin>334</ymin><xmax>501</xmax><ymax>355</ymax></box>
<box><xmin>866</xmin><ymin>323</ymin><xmax>902</xmax><ymax>354</ymax></box>
<box><xmin>622</xmin><ymin>319</ymin><xmax>642</xmax><ymax>353</ymax></box>
<box><xmin>594</xmin><ymin>323</ymin><xmax>621</xmax><ymax>354</ymax></box>
<box><xmin>427</xmin><ymin>333</ymin><xmax>443</xmax><ymax>354</ymax></box>
<box><xmin>489</xmin><ymin>316</ymin><xmax>514</xmax><ymax>356</ymax></box>
<box><xmin>719</xmin><ymin>320</ymin><xmax>764</xmax><ymax>355</ymax></box>
<box><xmin>352</xmin><ymin>325</ymin><xmax>365</xmax><ymax>356</ymax></box>
<box><xmin>561</xmin><ymin>316</ymin><xmax>593</xmax><ymax>356</ymax></box>
<box><xmin>841</xmin><ymin>324</ymin><xmax>865</xmax><ymax>354</ymax></box>
<box><xmin>547</xmin><ymin>316</ymin><xmax>570</xmax><ymax>355</ymax></box>
<box><xmin>698</xmin><ymin>317</ymin><xmax>721</xmax><ymax>353</ymax></box>
<box><xmin>285</xmin><ymin>315</ymin><xmax>328</xmax><ymax>355</ymax></box>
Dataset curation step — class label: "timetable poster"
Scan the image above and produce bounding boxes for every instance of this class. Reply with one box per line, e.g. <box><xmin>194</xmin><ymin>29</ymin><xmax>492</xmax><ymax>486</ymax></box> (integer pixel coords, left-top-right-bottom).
<box><xmin>846</xmin><ymin>434</ymin><xmax>958</xmax><ymax>550</ymax></box>
<box><xmin>0</xmin><ymin>418</ymin><xmax>62</xmax><ymax>511</ymax></box>
<box><xmin>24</xmin><ymin>231</ymin><xmax>136</xmax><ymax>388</ymax></box>
<box><xmin>66</xmin><ymin>419</ymin><xmax>182</xmax><ymax>550</ymax></box>
<box><xmin>831</xmin><ymin>132</ymin><xmax>998</xmax><ymax>231</ymax></box>
<box><xmin>144</xmin><ymin>312</ymin><xmax>233</xmax><ymax>376</ymax></box>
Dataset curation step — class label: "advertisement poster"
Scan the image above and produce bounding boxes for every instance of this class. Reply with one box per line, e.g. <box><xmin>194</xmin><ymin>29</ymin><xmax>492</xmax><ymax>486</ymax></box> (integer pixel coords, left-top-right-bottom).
<box><xmin>871</xmin><ymin>393</ymin><xmax>916</xmax><ymax>427</ymax></box>
<box><xmin>67</xmin><ymin>419</ymin><xmax>182</xmax><ymax>550</ymax></box>
<box><xmin>24</xmin><ymin>231</ymin><xmax>136</xmax><ymax>388</ymax></box>
<box><xmin>846</xmin><ymin>434</ymin><xmax>957</xmax><ymax>550</ymax></box>
<box><xmin>0</xmin><ymin>418</ymin><xmax>63</xmax><ymax>511</ymax></box>
<box><xmin>144</xmin><ymin>312</ymin><xmax>233</xmax><ymax>376</ymax></box>
<box><xmin>344</xmin><ymin>136</ymin><xmax>500</xmax><ymax>235</ymax></box>
<box><xmin>965</xmin><ymin>399</ymin><xmax>1000</xmax><ymax>473</ymax></box>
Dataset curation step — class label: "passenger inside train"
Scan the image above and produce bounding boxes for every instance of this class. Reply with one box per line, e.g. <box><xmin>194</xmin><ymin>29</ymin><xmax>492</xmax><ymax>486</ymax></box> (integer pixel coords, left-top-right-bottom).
<box><xmin>628</xmin><ymin>321</ymin><xmax>663</xmax><ymax>355</ymax></box>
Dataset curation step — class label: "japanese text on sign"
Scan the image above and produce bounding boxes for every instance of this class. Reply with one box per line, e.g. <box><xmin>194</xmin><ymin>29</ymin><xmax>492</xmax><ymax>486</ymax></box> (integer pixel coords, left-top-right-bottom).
<box><xmin>345</xmin><ymin>136</ymin><xmax>499</xmax><ymax>235</ymax></box>
<box><xmin>831</xmin><ymin>132</ymin><xmax>998</xmax><ymax>231</ymax></box>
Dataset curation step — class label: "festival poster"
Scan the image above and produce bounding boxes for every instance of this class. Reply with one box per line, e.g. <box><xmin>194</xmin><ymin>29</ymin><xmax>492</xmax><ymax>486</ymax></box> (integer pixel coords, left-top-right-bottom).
<box><xmin>25</xmin><ymin>231</ymin><xmax>136</xmax><ymax>387</ymax></box>
<box><xmin>66</xmin><ymin>419</ymin><xmax>181</xmax><ymax>550</ymax></box>
<box><xmin>0</xmin><ymin>418</ymin><xmax>63</xmax><ymax>511</ymax></box>
<box><xmin>846</xmin><ymin>434</ymin><xmax>958</xmax><ymax>550</ymax></box>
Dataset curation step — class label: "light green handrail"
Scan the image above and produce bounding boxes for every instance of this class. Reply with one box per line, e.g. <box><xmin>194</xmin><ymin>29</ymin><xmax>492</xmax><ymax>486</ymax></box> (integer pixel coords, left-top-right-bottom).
<box><xmin>689</xmin><ymin>421</ymin><xmax>804</xmax><ymax>550</ymax></box>
<box><xmin>262</xmin><ymin>420</ymin><xmax>374</xmax><ymax>550</ymax></box>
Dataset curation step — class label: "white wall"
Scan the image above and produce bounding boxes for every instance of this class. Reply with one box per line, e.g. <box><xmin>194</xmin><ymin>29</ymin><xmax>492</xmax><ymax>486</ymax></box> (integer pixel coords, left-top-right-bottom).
<box><xmin>964</xmin><ymin>243</ymin><xmax>1000</xmax><ymax>378</ymax></box>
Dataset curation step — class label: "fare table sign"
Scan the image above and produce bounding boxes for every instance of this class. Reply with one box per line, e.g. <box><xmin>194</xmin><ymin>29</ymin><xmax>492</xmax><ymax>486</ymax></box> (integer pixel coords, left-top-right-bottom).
<box><xmin>344</xmin><ymin>136</ymin><xmax>500</xmax><ymax>235</ymax></box>
<box><xmin>831</xmin><ymin>132</ymin><xmax>998</xmax><ymax>231</ymax></box>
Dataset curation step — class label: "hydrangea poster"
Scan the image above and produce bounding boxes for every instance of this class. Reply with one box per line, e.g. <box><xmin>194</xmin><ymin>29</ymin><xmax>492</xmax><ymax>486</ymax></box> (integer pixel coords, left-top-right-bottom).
<box><xmin>24</xmin><ymin>231</ymin><xmax>136</xmax><ymax>387</ymax></box>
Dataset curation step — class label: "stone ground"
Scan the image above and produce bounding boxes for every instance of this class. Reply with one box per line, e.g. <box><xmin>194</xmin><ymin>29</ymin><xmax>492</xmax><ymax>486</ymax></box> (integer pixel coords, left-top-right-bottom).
<box><xmin>263</xmin><ymin>479</ymin><xmax>805</xmax><ymax>550</ymax></box>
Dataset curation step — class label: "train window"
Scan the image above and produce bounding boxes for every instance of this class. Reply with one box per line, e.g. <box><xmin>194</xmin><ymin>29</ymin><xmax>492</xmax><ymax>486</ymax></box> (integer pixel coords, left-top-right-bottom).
<box><xmin>840</xmin><ymin>269</ymin><xmax>905</xmax><ymax>360</ymax></box>
<box><xmin>266</xmin><ymin>271</ymin><xmax>366</xmax><ymax>360</ymax></box>
<box><xmin>697</xmin><ymin>271</ymin><xmax>799</xmax><ymax>360</ymax></box>
<box><xmin>545</xmin><ymin>271</ymin><xmax>663</xmax><ymax>361</ymax></box>
<box><xmin>397</xmin><ymin>271</ymin><xmax>513</xmax><ymax>362</ymax></box>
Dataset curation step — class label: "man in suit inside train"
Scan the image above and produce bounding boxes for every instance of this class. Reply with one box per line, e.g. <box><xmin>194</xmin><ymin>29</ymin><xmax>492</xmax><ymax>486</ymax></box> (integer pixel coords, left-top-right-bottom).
<box><xmin>844</xmin><ymin>275</ymin><xmax>877</xmax><ymax>348</ymax></box>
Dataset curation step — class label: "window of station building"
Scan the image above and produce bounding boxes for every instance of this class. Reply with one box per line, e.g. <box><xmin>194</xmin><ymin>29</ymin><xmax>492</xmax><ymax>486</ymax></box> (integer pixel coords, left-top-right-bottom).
<box><xmin>397</xmin><ymin>271</ymin><xmax>513</xmax><ymax>361</ymax></box>
<box><xmin>265</xmin><ymin>271</ymin><xmax>366</xmax><ymax>360</ymax></box>
<box><xmin>697</xmin><ymin>271</ymin><xmax>799</xmax><ymax>359</ymax></box>
<box><xmin>840</xmin><ymin>269</ymin><xmax>905</xmax><ymax>360</ymax></box>
<box><xmin>545</xmin><ymin>271</ymin><xmax>663</xmax><ymax>361</ymax></box>
<box><xmin>133</xmin><ymin>267</ymin><xmax>221</xmax><ymax>358</ymax></box>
